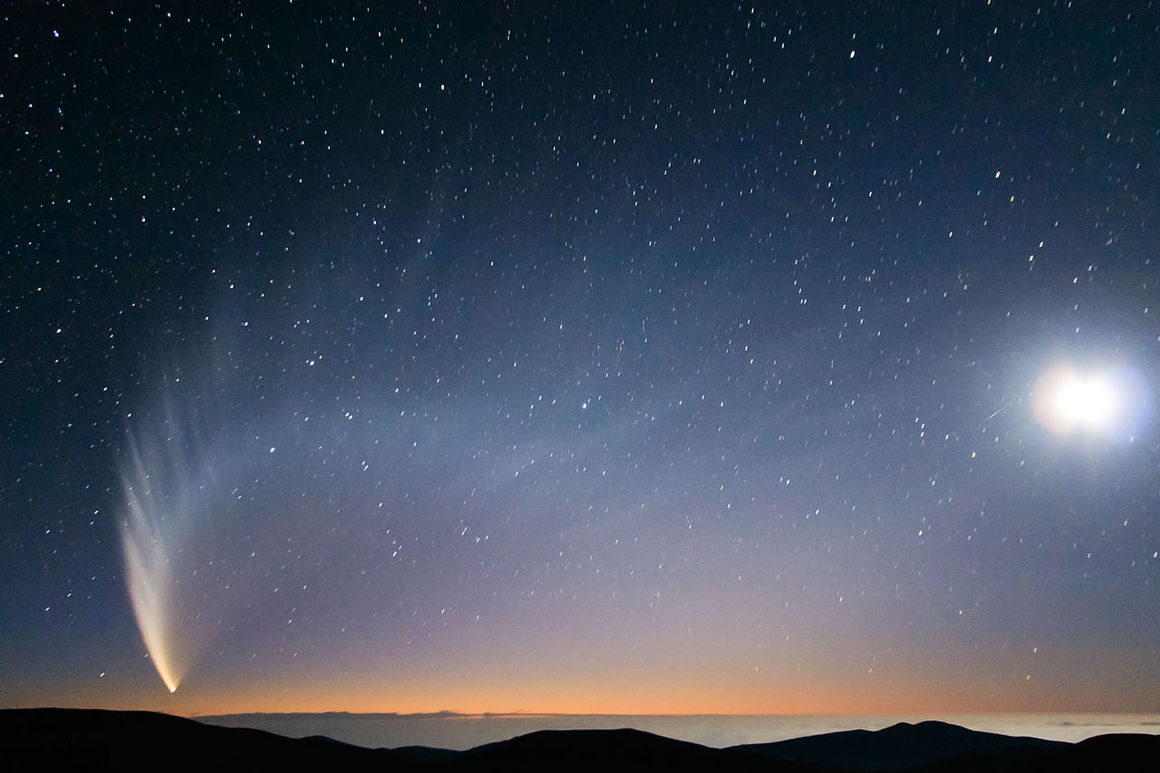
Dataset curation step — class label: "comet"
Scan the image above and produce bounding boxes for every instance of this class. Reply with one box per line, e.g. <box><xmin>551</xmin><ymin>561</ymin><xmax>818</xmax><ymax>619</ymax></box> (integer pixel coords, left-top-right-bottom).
<box><xmin>119</xmin><ymin>440</ymin><xmax>177</xmax><ymax>690</ymax></box>
<box><xmin>117</xmin><ymin>402</ymin><xmax>217</xmax><ymax>693</ymax></box>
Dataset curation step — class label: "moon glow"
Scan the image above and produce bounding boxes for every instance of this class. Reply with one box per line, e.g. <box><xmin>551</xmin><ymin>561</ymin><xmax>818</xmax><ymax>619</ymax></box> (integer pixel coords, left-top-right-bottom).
<box><xmin>1031</xmin><ymin>364</ymin><xmax>1150</xmax><ymax>441</ymax></box>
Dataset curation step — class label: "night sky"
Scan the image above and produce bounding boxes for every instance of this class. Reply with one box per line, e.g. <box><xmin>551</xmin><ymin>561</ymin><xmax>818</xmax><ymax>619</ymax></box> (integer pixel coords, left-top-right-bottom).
<box><xmin>3</xmin><ymin>2</ymin><xmax>1159</xmax><ymax>717</ymax></box>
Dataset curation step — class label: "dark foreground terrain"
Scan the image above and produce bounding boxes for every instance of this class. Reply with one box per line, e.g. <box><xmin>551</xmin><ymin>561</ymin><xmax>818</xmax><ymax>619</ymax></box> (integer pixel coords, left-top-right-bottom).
<box><xmin>2</xmin><ymin>708</ymin><xmax>1157</xmax><ymax>772</ymax></box>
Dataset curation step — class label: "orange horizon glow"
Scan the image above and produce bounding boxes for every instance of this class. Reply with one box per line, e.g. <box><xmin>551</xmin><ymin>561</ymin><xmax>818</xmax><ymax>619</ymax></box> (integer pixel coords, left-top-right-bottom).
<box><xmin>16</xmin><ymin>676</ymin><xmax>1131</xmax><ymax>720</ymax></box>
<box><xmin>10</xmin><ymin>639</ymin><xmax>1152</xmax><ymax>719</ymax></box>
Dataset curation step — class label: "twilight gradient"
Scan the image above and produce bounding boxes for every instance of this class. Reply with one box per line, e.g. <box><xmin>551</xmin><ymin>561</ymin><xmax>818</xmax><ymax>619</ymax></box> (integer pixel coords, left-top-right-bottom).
<box><xmin>2</xmin><ymin>2</ymin><xmax>1158</xmax><ymax>718</ymax></box>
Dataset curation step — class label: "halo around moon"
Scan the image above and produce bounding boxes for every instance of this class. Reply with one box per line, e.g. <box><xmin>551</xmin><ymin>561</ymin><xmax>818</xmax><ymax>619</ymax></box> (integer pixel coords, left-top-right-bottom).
<box><xmin>1031</xmin><ymin>363</ymin><xmax>1151</xmax><ymax>441</ymax></box>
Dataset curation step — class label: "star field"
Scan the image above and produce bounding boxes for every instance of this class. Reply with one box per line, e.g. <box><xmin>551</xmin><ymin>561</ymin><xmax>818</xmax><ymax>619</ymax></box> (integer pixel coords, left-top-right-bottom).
<box><xmin>2</xmin><ymin>2</ymin><xmax>1158</xmax><ymax>715</ymax></box>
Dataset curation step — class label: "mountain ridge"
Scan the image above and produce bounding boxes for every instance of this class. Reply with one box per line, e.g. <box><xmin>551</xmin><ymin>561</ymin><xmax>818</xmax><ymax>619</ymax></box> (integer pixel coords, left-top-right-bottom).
<box><xmin>2</xmin><ymin>708</ymin><xmax>1157</xmax><ymax>772</ymax></box>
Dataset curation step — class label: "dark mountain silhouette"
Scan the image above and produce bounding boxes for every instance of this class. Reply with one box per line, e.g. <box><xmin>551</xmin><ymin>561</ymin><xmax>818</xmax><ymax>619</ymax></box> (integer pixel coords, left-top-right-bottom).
<box><xmin>3</xmin><ymin>708</ymin><xmax>1158</xmax><ymax>772</ymax></box>
<box><xmin>439</xmin><ymin>727</ymin><xmax>812</xmax><ymax>772</ymax></box>
<box><xmin>734</xmin><ymin>719</ymin><xmax>1066</xmax><ymax>770</ymax></box>
<box><xmin>0</xmin><ymin>708</ymin><xmax>402</xmax><ymax>772</ymax></box>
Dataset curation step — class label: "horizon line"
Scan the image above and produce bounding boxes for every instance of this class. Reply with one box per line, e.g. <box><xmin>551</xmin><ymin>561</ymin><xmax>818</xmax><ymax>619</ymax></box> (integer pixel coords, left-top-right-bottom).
<box><xmin>186</xmin><ymin>709</ymin><xmax>1160</xmax><ymax>721</ymax></box>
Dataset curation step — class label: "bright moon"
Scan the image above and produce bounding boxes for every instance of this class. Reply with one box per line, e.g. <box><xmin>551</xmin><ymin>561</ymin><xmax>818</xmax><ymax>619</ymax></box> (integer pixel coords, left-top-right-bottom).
<box><xmin>1031</xmin><ymin>364</ymin><xmax>1131</xmax><ymax>437</ymax></box>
